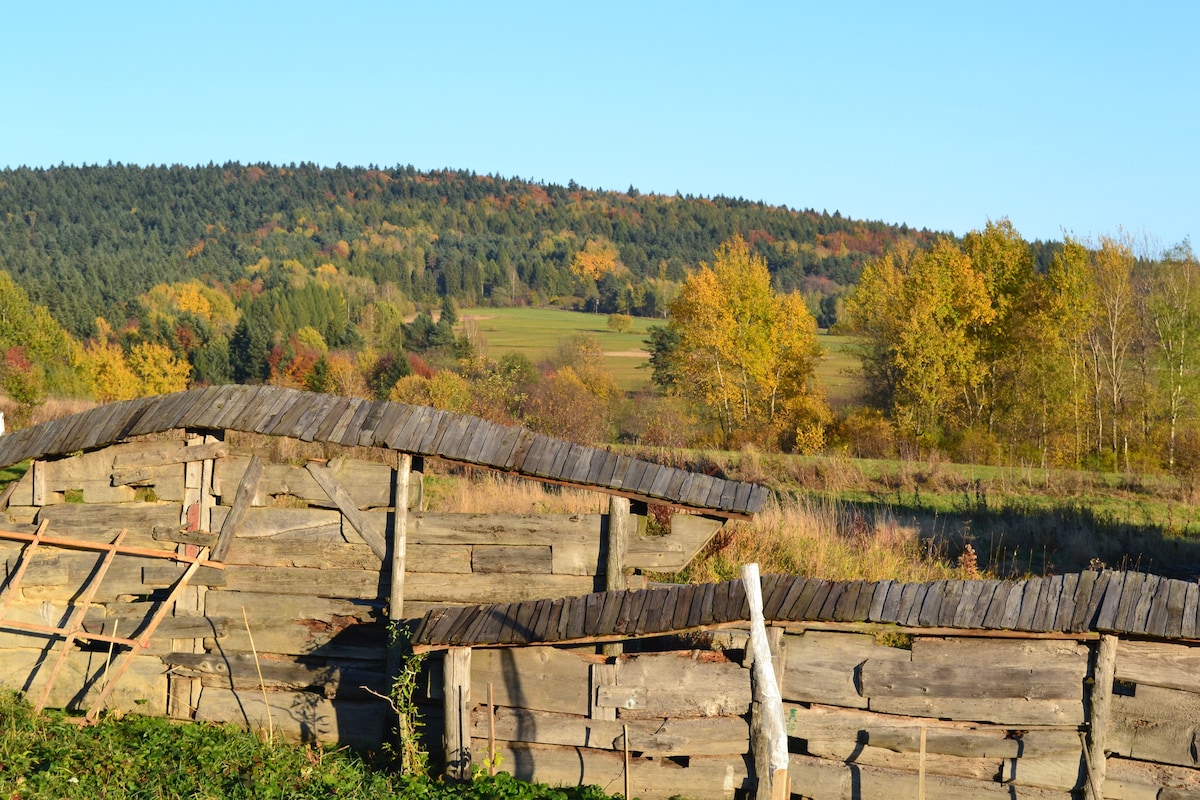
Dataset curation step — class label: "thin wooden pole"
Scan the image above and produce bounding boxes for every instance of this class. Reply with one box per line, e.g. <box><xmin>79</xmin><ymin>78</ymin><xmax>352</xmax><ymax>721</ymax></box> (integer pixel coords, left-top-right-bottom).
<box><xmin>443</xmin><ymin>647</ymin><xmax>472</xmax><ymax>780</ymax></box>
<box><xmin>743</xmin><ymin>563</ymin><xmax>790</xmax><ymax>800</ymax></box>
<box><xmin>390</xmin><ymin>454</ymin><xmax>411</xmax><ymax>623</ymax></box>
<box><xmin>602</xmin><ymin>496</ymin><xmax>630</xmax><ymax>658</ymax></box>
<box><xmin>488</xmin><ymin>682</ymin><xmax>496</xmax><ymax>777</ymax></box>
<box><xmin>623</xmin><ymin>722</ymin><xmax>630</xmax><ymax>800</ymax></box>
<box><xmin>1084</xmin><ymin>634</ymin><xmax>1117</xmax><ymax>800</ymax></box>
<box><xmin>918</xmin><ymin>724</ymin><xmax>927</xmax><ymax>800</ymax></box>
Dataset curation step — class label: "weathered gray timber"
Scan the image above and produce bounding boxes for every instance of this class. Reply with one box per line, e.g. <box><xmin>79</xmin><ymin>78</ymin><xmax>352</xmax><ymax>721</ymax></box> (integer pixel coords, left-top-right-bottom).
<box><xmin>0</xmin><ymin>387</ymin><xmax>765</xmax><ymax>517</ymax></box>
<box><xmin>5</xmin><ymin>390</ymin><xmax>1200</xmax><ymax>800</ymax></box>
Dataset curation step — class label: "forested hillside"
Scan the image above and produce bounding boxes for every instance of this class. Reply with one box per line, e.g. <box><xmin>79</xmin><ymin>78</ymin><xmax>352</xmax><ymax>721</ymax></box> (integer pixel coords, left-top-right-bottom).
<box><xmin>0</xmin><ymin>163</ymin><xmax>932</xmax><ymax>338</ymax></box>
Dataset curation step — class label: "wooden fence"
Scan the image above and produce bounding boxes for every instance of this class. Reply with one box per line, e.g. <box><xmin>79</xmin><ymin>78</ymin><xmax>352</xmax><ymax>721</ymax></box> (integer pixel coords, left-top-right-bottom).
<box><xmin>413</xmin><ymin>575</ymin><xmax>1200</xmax><ymax>799</ymax></box>
<box><xmin>0</xmin><ymin>388</ymin><xmax>744</xmax><ymax>751</ymax></box>
<box><xmin>2</xmin><ymin>388</ymin><xmax>1199</xmax><ymax>799</ymax></box>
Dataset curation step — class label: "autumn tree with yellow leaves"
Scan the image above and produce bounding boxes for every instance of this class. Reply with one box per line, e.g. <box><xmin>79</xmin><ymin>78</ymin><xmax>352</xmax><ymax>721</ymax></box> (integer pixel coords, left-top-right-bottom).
<box><xmin>658</xmin><ymin>235</ymin><xmax>828</xmax><ymax>451</ymax></box>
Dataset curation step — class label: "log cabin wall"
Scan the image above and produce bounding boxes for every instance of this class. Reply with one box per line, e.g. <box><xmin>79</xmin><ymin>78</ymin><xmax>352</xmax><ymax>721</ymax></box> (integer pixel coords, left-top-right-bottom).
<box><xmin>0</xmin><ymin>387</ymin><xmax>757</xmax><ymax>750</ymax></box>
<box><xmin>414</xmin><ymin>576</ymin><xmax>1200</xmax><ymax>800</ymax></box>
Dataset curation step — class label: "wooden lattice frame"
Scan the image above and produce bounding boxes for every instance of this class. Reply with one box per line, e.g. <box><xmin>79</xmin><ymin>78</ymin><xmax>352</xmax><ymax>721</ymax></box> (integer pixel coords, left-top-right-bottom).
<box><xmin>0</xmin><ymin>522</ymin><xmax>225</xmax><ymax>721</ymax></box>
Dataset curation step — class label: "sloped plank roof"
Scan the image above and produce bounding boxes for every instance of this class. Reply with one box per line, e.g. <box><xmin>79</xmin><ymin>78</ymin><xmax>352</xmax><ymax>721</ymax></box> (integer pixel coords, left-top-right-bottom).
<box><xmin>411</xmin><ymin>571</ymin><xmax>1200</xmax><ymax>649</ymax></box>
<box><xmin>0</xmin><ymin>386</ymin><xmax>765</xmax><ymax>517</ymax></box>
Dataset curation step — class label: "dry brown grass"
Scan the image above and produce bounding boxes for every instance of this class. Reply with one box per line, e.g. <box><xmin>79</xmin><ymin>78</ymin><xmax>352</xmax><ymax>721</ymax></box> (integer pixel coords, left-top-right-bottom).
<box><xmin>674</xmin><ymin>495</ymin><xmax>971</xmax><ymax>585</ymax></box>
<box><xmin>423</xmin><ymin>470</ymin><xmax>606</xmax><ymax>515</ymax></box>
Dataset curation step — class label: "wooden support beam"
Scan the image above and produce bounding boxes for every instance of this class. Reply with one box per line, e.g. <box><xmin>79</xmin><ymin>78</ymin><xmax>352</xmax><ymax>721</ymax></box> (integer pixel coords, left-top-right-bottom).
<box><xmin>602</xmin><ymin>496</ymin><xmax>630</xmax><ymax>658</ymax></box>
<box><xmin>1084</xmin><ymin>634</ymin><xmax>1117</xmax><ymax>800</ymax></box>
<box><xmin>743</xmin><ymin>563</ymin><xmax>789</xmax><ymax>800</ymax></box>
<box><xmin>444</xmin><ymin>647</ymin><xmax>472</xmax><ymax>780</ymax></box>
<box><xmin>305</xmin><ymin>461</ymin><xmax>387</xmax><ymax>560</ymax></box>
<box><xmin>390</xmin><ymin>453</ymin><xmax>411</xmax><ymax>622</ymax></box>
<box><xmin>385</xmin><ymin>454</ymin><xmax>412</xmax><ymax>754</ymax></box>
<box><xmin>211</xmin><ymin>455</ymin><xmax>263</xmax><ymax>563</ymax></box>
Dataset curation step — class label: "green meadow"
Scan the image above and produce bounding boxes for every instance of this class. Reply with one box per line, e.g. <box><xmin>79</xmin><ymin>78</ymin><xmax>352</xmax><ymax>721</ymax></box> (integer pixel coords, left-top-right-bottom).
<box><xmin>459</xmin><ymin>306</ymin><xmax>862</xmax><ymax>401</ymax></box>
<box><xmin>460</xmin><ymin>307</ymin><xmax>660</xmax><ymax>390</ymax></box>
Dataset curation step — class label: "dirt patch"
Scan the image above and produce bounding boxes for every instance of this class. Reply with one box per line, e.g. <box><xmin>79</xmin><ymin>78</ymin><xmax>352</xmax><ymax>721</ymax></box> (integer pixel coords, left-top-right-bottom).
<box><xmin>605</xmin><ymin>350</ymin><xmax>650</xmax><ymax>358</ymax></box>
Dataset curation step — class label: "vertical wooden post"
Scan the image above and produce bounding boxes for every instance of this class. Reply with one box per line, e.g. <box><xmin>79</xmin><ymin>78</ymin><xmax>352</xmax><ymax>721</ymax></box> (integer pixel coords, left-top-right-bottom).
<box><xmin>602</xmin><ymin>496</ymin><xmax>630</xmax><ymax>658</ymax></box>
<box><xmin>385</xmin><ymin>454</ymin><xmax>413</xmax><ymax>750</ymax></box>
<box><xmin>1084</xmin><ymin>634</ymin><xmax>1117</xmax><ymax>800</ymax></box>
<box><xmin>443</xmin><ymin>647</ymin><xmax>472</xmax><ymax>780</ymax></box>
<box><xmin>389</xmin><ymin>454</ymin><xmax>411</xmax><ymax>624</ymax></box>
<box><xmin>743</xmin><ymin>563</ymin><xmax>790</xmax><ymax>800</ymax></box>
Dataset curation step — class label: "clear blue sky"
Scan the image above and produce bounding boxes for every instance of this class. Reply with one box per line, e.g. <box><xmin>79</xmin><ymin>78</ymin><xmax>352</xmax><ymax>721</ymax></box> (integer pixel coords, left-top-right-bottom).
<box><xmin>4</xmin><ymin>1</ymin><xmax>1196</xmax><ymax>246</ymax></box>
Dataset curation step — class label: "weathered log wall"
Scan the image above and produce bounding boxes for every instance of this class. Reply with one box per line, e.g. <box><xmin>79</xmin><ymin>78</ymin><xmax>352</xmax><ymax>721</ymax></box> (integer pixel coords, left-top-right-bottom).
<box><xmin>437</xmin><ymin>630</ymin><xmax>1200</xmax><ymax>799</ymax></box>
<box><xmin>0</xmin><ymin>434</ymin><xmax>722</xmax><ymax>748</ymax></box>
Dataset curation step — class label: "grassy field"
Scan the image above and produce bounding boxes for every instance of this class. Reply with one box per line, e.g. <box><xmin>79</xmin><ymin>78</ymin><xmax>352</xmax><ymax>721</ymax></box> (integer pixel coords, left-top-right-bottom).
<box><xmin>459</xmin><ymin>306</ymin><xmax>864</xmax><ymax>401</ymax></box>
<box><xmin>813</xmin><ymin>333</ymin><xmax>861</xmax><ymax>408</ymax></box>
<box><xmin>460</xmin><ymin>307</ymin><xmax>659</xmax><ymax>391</ymax></box>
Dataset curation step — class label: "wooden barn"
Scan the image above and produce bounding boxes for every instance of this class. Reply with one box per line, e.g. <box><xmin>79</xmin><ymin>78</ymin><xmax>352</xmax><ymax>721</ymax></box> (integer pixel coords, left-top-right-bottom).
<box><xmin>0</xmin><ymin>386</ymin><xmax>762</xmax><ymax>746</ymax></box>
<box><xmin>3</xmin><ymin>386</ymin><xmax>1200</xmax><ymax>799</ymax></box>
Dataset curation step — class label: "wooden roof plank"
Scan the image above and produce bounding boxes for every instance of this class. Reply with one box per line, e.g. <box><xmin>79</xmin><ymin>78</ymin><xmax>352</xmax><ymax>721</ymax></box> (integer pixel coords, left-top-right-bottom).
<box><xmin>879</xmin><ymin>581</ymin><xmax>906</xmax><ymax>624</ymax></box>
<box><xmin>222</xmin><ymin>385</ymin><xmax>270</xmax><ymax>431</ymax></box>
<box><xmin>435</xmin><ymin>417</ymin><xmax>472</xmax><ymax>460</ymax></box>
<box><xmin>801</xmin><ymin>580</ymin><xmax>832</xmax><ymax>621</ymax></box>
<box><xmin>1129</xmin><ymin>574</ymin><xmax>1161</xmax><ymax>634</ymax></box>
<box><xmin>904</xmin><ymin>583</ymin><xmax>932</xmax><ymax>627</ymax></box>
<box><xmin>465</xmin><ymin>420</ymin><xmax>501</xmax><ymax>465</ymax></box>
<box><xmin>392</xmin><ymin>405</ymin><xmax>433</xmax><ymax>453</ymax></box>
<box><xmin>867</xmin><ymin>580</ymin><xmax>892</xmax><ymax>623</ymax></box>
<box><xmin>892</xmin><ymin>582</ymin><xmax>920</xmax><ymax>626</ymax></box>
<box><xmin>745</xmin><ymin>485</ymin><xmax>771</xmax><ymax>514</ymax></box>
<box><xmin>1113</xmin><ymin>572</ymin><xmax>1145</xmax><ymax>633</ymax></box>
<box><xmin>1034</xmin><ymin>575</ymin><xmax>1065</xmax><ymax>632</ymax></box>
<box><xmin>1181</xmin><ymin>582</ymin><xmax>1200</xmax><ymax>640</ymax></box>
<box><xmin>770</xmin><ymin>577</ymin><xmax>808</xmax><ymax>621</ymax></box>
<box><xmin>1052</xmin><ymin>573</ymin><xmax>1079</xmax><ymax>632</ymax></box>
<box><xmin>1146</xmin><ymin>578</ymin><xmax>1174</xmax><ymax>638</ymax></box>
<box><xmin>725</xmin><ymin>580</ymin><xmax>748</xmax><ymax>622</ymax></box>
<box><xmin>352</xmin><ymin>399</ymin><xmax>389</xmax><ymax>447</ymax></box>
<box><xmin>952</xmin><ymin>580</ymin><xmax>984</xmax><ymax>628</ymax></box>
<box><xmin>638</xmin><ymin>464</ymin><xmax>669</xmax><ymax>498</ymax></box>
<box><xmin>1081</xmin><ymin>572</ymin><xmax>1115</xmax><ymax>633</ymax></box>
<box><xmin>1095</xmin><ymin>572</ymin><xmax>1127</xmax><ymax>632</ymax></box>
<box><xmin>667</xmin><ymin>469</ymin><xmax>695</xmax><ymax>503</ymax></box>
<box><xmin>761</xmin><ymin>576</ymin><xmax>792</xmax><ymax>620</ymax></box>
<box><xmin>413</xmin><ymin>409</ymin><xmax>448</xmax><ymax>454</ymax></box>
<box><xmin>683</xmin><ymin>474</ymin><xmax>717</xmax><ymax>508</ymax></box>
<box><xmin>371</xmin><ymin>402</ymin><xmax>412</xmax><ymax>450</ymax></box>
<box><xmin>832</xmin><ymin>581</ymin><xmax>862</xmax><ymax>622</ymax></box>
<box><xmin>337</xmin><ymin>399</ymin><xmax>377</xmax><ymax>446</ymax></box>
<box><xmin>981</xmin><ymin>582</ymin><xmax>1013</xmax><ymax>629</ymax></box>
<box><xmin>852</xmin><ymin>580</ymin><xmax>877</xmax><ymax>622</ymax></box>
<box><xmin>670</xmin><ymin>585</ymin><xmax>697</xmax><ymax>630</ymax></box>
<box><xmin>933</xmin><ymin>580</ymin><xmax>962</xmax><ymax>627</ymax></box>
<box><xmin>606</xmin><ymin>455</ymin><xmax>636</xmax><ymax>490</ymax></box>
<box><xmin>1016</xmin><ymin>577</ymin><xmax>1048</xmax><ymax>631</ymax></box>
<box><xmin>513</xmin><ymin>599</ymin><xmax>542</xmax><ymax>644</ymax></box>
<box><xmin>960</xmin><ymin>579</ymin><xmax>994</xmax><ymax>629</ymax></box>
<box><xmin>618</xmin><ymin>459</ymin><xmax>650</xmax><ymax>496</ymax></box>
<box><xmin>785</xmin><ymin>578</ymin><xmax>820</xmax><ymax>621</ymax></box>
<box><xmin>292</xmin><ymin>394</ymin><xmax>340</xmax><ymax>442</ymax></box>
<box><xmin>567</xmin><ymin>446</ymin><xmax>599</xmax><ymax>485</ymax></box>
<box><xmin>1165</xmin><ymin>579</ymin><xmax>1188</xmax><ymax>640</ymax></box>
<box><xmin>489</xmin><ymin>425</ymin><xmax>524</xmax><ymax>470</ymax></box>
<box><xmin>1068</xmin><ymin>571</ymin><xmax>1099</xmax><ymax>632</ymax></box>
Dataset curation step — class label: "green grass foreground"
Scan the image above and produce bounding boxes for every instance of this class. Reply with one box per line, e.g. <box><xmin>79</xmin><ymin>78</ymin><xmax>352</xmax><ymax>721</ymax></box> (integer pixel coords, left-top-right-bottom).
<box><xmin>0</xmin><ymin>692</ymin><xmax>614</xmax><ymax>800</ymax></box>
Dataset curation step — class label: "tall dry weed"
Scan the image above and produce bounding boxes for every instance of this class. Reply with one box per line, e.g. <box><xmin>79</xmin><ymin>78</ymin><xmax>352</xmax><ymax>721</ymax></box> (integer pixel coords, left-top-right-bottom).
<box><xmin>425</xmin><ymin>471</ymin><xmax>603</xmax><ymax>515</ymax></box>
<box><xmin>675</xmin><ymin>495</ymin><xmax>969</xmax><ymax>585</ymax></box>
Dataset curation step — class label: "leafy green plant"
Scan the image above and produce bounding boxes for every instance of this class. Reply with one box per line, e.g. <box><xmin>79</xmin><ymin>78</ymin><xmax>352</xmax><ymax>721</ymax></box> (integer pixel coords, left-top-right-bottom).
<box><xmin>0</xmin><ymin>690</ymin><xmax>618</xmax><ymax>799</ymax></box>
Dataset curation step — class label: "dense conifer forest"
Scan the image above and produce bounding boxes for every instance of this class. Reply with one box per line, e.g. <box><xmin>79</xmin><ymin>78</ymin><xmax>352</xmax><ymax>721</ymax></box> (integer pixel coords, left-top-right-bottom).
<box><xmin>0</xmin><ymin>163</ymin><xmax>930</xmax><ymax>338</ymax></box>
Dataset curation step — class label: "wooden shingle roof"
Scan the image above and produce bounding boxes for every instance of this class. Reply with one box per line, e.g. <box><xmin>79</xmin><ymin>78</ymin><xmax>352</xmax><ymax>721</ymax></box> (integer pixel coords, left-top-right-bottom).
<box><xmin>0</xmin><ymin>386</ymin><xmax>767</xmax><ymax>517</ymax></box>
<box><xmin>411</xmin><ymin>571</ymin><xmax>1200</xmax><ymax>649</ymax></box>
